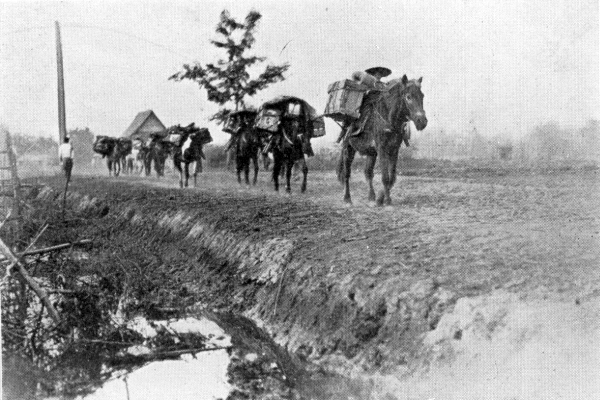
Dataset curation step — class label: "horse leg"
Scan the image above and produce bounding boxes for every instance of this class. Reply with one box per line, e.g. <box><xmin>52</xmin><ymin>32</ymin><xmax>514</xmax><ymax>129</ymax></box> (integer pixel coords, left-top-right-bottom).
<box><xmin>193</xmin><ymin>160</ymin><xmax>200</xmax><ymax>187</ymax></box>
<box><xmin>381</xmin><ymin>147</ymin><xmax>400</xmax><ymax>205</ymax></box>
<box><xmin>252</xmin><ymin>153</ymin><xmax>259</xmax><ymax>186</ymax></box>
<box><xmin>174</xmin><ymin>161</ymin><xmax>183</xmax><ymax>188</ymax></box>
<box><xmin>285</xmin><ymin>158</ymin><xmax>293</xmax><ymax>193</ymax></box>
<box><xmin>365</xmin><ymin>152</ymin><xmax>377</xmax><ymax>202</ymax></box>
<box><xmin>342</xmin><ymin>145</ymin><xmax>356</xmax><ymax>203</ymax></box>
<box><xmin>377</xmin><ymin>153</ymin><xmax>393</xmax><ymax>206</ymax></box>
<box><xmin>300</xmin><ymin>157</ymin><xmax>308</xmax><ymax>193</ymax></box>
<box><xmin>184</xmin><ymin>163</ymin><xmax>190</xmax><ymax>188</ymax></box>
<box><xmin>385</xmin><ymin>148</ymin><xmax>400</xmax><ymax>205</ymax></box>
<box><xmin>272</xmin><ymin>152</ymin><xmax>282</xmax><ymax>192</ymax></box>
<box><xmin>236</xmin><ymin>156</ymin><xmax>243</xmax><ymax>185</ymax></box>
<box><xmin>244</xmin><ymin>157</ymin><xmax>251</xmax><ymax>186</ymax></box>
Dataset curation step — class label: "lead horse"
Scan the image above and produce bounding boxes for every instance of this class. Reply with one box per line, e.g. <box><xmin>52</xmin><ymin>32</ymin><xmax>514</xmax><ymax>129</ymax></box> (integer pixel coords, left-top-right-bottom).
<box><xmin>338</xmin><ymin>75</ymin><xmax>427</xmax><ymax>205</ymax></box>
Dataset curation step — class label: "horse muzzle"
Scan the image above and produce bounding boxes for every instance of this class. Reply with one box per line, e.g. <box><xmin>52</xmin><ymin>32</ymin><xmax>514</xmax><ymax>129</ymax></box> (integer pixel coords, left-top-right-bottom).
<box><xmin>413</xmin><ymin>113</ymin><xmax>428</xmax><ymax>131</ymax></box>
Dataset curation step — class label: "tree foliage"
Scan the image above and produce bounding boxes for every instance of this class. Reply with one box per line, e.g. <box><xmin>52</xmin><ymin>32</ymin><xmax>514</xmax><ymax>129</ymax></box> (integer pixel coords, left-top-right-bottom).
<box><xmin>169</xmin><ymin>10</ymin><xmax>289</xmax><ymax>123</ymax></box>
<box><xmin>11</xmin><ymin>134</ymin><xmax>58</xmax><ymax>157</ymax></box>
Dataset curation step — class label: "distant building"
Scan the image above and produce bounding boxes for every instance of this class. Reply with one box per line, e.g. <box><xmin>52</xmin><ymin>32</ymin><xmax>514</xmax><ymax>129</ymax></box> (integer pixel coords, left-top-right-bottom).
<box><xmin>122</xmin><ymin>110</ymin><xmax>166</xmax><ymax>142</ymax></box>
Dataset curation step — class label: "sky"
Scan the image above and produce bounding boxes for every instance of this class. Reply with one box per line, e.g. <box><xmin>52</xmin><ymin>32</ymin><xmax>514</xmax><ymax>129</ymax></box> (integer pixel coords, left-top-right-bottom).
<box><xmin>1</xmin><ymin>0</ymin><xmax>598</xmax><ymax>145</ymax></box>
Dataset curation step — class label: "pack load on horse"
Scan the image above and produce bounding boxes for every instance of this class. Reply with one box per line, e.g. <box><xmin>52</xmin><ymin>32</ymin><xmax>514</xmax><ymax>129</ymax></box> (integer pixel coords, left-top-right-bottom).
<box><xmin>255</xmin><ymin>96</ymin><xmax>326</xmax><ymax>193</ymax></box>
<box><xmin>166</xmin><ymin>123</ymin><xmax>212</xmax><ymax>188</ymax></box>
<box><xmin>324</xmin><ymin>68</ymin><xmax>428</xmax><ymax>205</ymax></box>
<box><xmin>324</xmin><ymin>66</ymin><xmax>412</xmax><ymax>146</ymax></box>
<box><xmin>223</xmin><ymin>109</ymin><xmax>265</xmax><ymax>186</ymax></box>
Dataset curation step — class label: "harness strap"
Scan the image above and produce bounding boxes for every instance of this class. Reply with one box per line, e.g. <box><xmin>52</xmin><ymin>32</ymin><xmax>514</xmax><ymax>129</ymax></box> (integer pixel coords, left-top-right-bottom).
<box><xmin>282</xmin><ymin>128</ymin><xmax>295</xmax><ymax>146</ymax></box>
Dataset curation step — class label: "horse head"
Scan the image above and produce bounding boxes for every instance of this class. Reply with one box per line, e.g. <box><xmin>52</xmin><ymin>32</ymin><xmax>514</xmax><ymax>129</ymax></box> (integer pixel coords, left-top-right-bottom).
<box><xmin>387</xmin><ymin>75</ymin><xmax>427</xmax><ymax>131</ymax></box>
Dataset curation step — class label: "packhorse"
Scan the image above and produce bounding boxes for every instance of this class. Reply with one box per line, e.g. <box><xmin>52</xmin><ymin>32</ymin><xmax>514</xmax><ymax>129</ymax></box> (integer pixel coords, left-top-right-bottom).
<box><xmin>145</xmin><ymin>133</ymin><xmax>173</xmax><ymax>178</ymax></box>
<box><xmin>257</xmin><ymin>96</ymin><xmax>318</xmax><ymax>193</ymax></box>
<box><xmin>92</xmin><ymin>136</ymin><xmax>131</xmax><ymax>177</ymax></box>
<box><xmin>117</xmin><ymin>138</ymin><xmax>133</xmax><ymax>174</ymax></box>
<box><xmin>227</xmin><ymin>110</ymin><xmax>262</xmax><ymax>186</ymax></box>
<box><xmin>271</xmin><ymin>117</ymin><xmax>309</xmax><ymax>193</ymax></box>
<box><xmin>167</xmin><ymin>124</ymin><xmax>212</xmax><ymax>188</ymax></box>
<box><xmin>337</xmin><ymin>75</ymin><xmax>427</xmax><ymax>205</ymax></box>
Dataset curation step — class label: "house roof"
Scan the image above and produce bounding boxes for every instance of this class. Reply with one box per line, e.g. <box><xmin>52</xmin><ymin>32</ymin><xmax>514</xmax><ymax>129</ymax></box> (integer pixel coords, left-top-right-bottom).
<box><xmin>122</xmin><ymin>110</ymin><xmax>166</xmax><ymax>137</ymax></box>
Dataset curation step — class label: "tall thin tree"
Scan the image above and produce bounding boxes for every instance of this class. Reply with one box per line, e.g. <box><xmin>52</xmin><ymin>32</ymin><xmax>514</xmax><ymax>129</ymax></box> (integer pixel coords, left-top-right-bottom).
<box><xmin>170</xmin><ymin>10</ymin><xmax>289</xmax><ymax>123</ymax></box>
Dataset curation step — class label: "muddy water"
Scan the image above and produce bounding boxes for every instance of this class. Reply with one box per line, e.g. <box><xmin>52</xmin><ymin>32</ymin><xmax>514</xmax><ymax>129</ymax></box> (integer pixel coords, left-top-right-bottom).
<box><xmin>81</xmin><ymin>316</ymin><xmax>232</xmax><ymax>400</ymax></box>
<box><xmin>34</xmin><ymin>311</ymin><xmax>366</xmax><ymax>400</ymax></box>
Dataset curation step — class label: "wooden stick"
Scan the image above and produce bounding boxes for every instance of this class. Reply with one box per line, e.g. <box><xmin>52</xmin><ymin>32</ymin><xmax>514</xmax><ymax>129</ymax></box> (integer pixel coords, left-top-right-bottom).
<box><xmin>21</xmin><ymin>223</ymin><xmax>48</xmax><ymax>254</ymax></box>
<box><xmin>0</xmin><ymin>238</ymin><xmax>61</xmax><ymax>324</ymax></box>
<box><xmin>0</xmin><ymin>210</ymin><xmax>12</xmax><ymax>231</ymax></box>
<box><xmin>132</xmin><ymin>346</ymin><xmax>232</xmax><ymax>361</ymax></box>
<box><xmin>18</xmin><ymin>239</ymin><xmax>92</xmax><ymax>257</ymax></box>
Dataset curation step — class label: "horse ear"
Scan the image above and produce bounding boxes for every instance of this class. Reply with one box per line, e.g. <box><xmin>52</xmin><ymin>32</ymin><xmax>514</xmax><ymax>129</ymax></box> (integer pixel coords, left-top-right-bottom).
<box><xmin>401</xmin><ymin>75</ymin><xmax>408</xmax><ymax>85</ymax></box>
<box><xmin>417</xmin><ymin>77</ymin><xmax>423</xmax><ymax>85</ymax></box>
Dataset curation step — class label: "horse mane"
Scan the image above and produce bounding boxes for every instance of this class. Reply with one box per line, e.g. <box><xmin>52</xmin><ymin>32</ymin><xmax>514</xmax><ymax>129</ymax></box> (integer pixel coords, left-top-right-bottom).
<box><xmin>381</xmin><ymin>79</ymin><xmax>411</xmax><ymax>131</ymax></box>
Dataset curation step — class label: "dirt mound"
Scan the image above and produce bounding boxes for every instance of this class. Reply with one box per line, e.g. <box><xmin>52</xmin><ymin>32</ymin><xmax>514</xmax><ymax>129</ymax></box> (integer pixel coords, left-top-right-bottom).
<box><xmin>375</xmin><ymin>291</ymin><xmax>600</xmax><ymax>399</ymax></box>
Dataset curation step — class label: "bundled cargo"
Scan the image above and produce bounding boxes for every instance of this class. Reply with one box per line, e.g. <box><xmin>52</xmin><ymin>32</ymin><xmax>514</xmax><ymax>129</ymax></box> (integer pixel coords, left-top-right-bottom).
<box><xmin>168</xmin><ymin>133</ymin><xmax>183</xmax><ymax>147</ymax></box>
<box><xmin>310</xmin><ymin>116</ymin><xmax>326</xmax><ymax>138</ymax></box>
<box><xmin>224</xmin><ymin>110</ymin><xmax>257</xmax><ymax>134</ymax></box>
<box><xmin>132</xmin><ymin>138</ymin><xmax>144</xmax><ymax>150</ymax></box>
<box><xmin>195</xmin><ymin>127</ymin><xmax>213</xmax><ymax>145</ymax></box>
<box><xmin>323</xmin><ymin>79</ymin><xmax>368</xmax><ymax>122</ymax></box>
<box><xmin>255</xmin><ymin>108</ymin><xmax>282</xmax><ymax>133</ymax></box>
<box><xmin>222</xmin><ymin>116</ymin><xmax>239</xmax><ymax>134</ymax></box>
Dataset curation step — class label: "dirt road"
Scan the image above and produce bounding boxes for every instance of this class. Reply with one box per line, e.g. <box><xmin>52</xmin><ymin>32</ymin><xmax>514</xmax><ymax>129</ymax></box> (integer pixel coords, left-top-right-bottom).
<box><xmin>63</xmin><ymin>166</ymin><xmax>600</xmax><ymax>298</ymax></box>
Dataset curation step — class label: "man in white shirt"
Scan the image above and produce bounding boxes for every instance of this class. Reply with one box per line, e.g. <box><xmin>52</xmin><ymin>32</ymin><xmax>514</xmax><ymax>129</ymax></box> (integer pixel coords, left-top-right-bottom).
<box><xmin>59</xmin><ymin>136</ymin><xmax>74</xmax><ymax>181</ymax></box>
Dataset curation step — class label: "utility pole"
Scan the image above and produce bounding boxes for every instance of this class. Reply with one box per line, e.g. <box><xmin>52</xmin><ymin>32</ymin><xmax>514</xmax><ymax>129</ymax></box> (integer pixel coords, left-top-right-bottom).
<box><xmin>55</xmin><ymin>21</ymin><xmax>67</xmax><ymax>143</ymax></box>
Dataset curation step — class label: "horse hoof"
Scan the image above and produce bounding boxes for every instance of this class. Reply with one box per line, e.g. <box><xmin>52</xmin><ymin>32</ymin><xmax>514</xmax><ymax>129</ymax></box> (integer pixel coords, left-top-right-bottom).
<box><xmin>343</xmin><ymin>196</ymin><xmax>352</xmax><ymax>204</ymax></box>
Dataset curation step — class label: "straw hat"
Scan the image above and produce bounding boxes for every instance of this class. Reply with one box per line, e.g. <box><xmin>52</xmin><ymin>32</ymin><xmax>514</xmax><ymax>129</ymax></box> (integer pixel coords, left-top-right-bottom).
<box><xmin>365</xmin><ymin>66</ymin><xmax>392</xmax><ymax>77</ymax></box>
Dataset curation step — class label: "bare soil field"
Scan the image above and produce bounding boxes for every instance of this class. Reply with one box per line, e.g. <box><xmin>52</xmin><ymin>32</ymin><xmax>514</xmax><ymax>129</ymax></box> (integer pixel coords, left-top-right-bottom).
<box><xmin>6</xmin><ymin>162</ymin><xmax>600</xmax><ymax>399</ymax></box>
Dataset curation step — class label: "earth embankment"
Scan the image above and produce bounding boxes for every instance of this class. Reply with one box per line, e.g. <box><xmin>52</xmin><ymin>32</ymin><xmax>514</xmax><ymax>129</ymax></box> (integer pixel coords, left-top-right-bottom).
<box><xmin>28</xmin><ymin>168</ymin><xmax>600</xmax><ymax>399</ymax></box>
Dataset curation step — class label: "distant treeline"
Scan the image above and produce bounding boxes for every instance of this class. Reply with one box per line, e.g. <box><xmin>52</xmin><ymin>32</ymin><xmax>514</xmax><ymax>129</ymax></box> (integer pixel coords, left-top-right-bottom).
<box><xmin>11</xmin><ymin>134</ymin><xmax>57</xmax><ymax>157</ymax></box>
<box><xmin>10</xmin><ymin>127</ymin><xmax>95</xmax><ymax>162</ymax></box>
<box><xmin>7</xmin><ymin>119</ymin><xmax>599</xmax><ymax>169</ymax></box>
<box><xmin>412</xmin><ymin>119</ymin><xmax>600</xmax><ymax>162</ymax></box>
